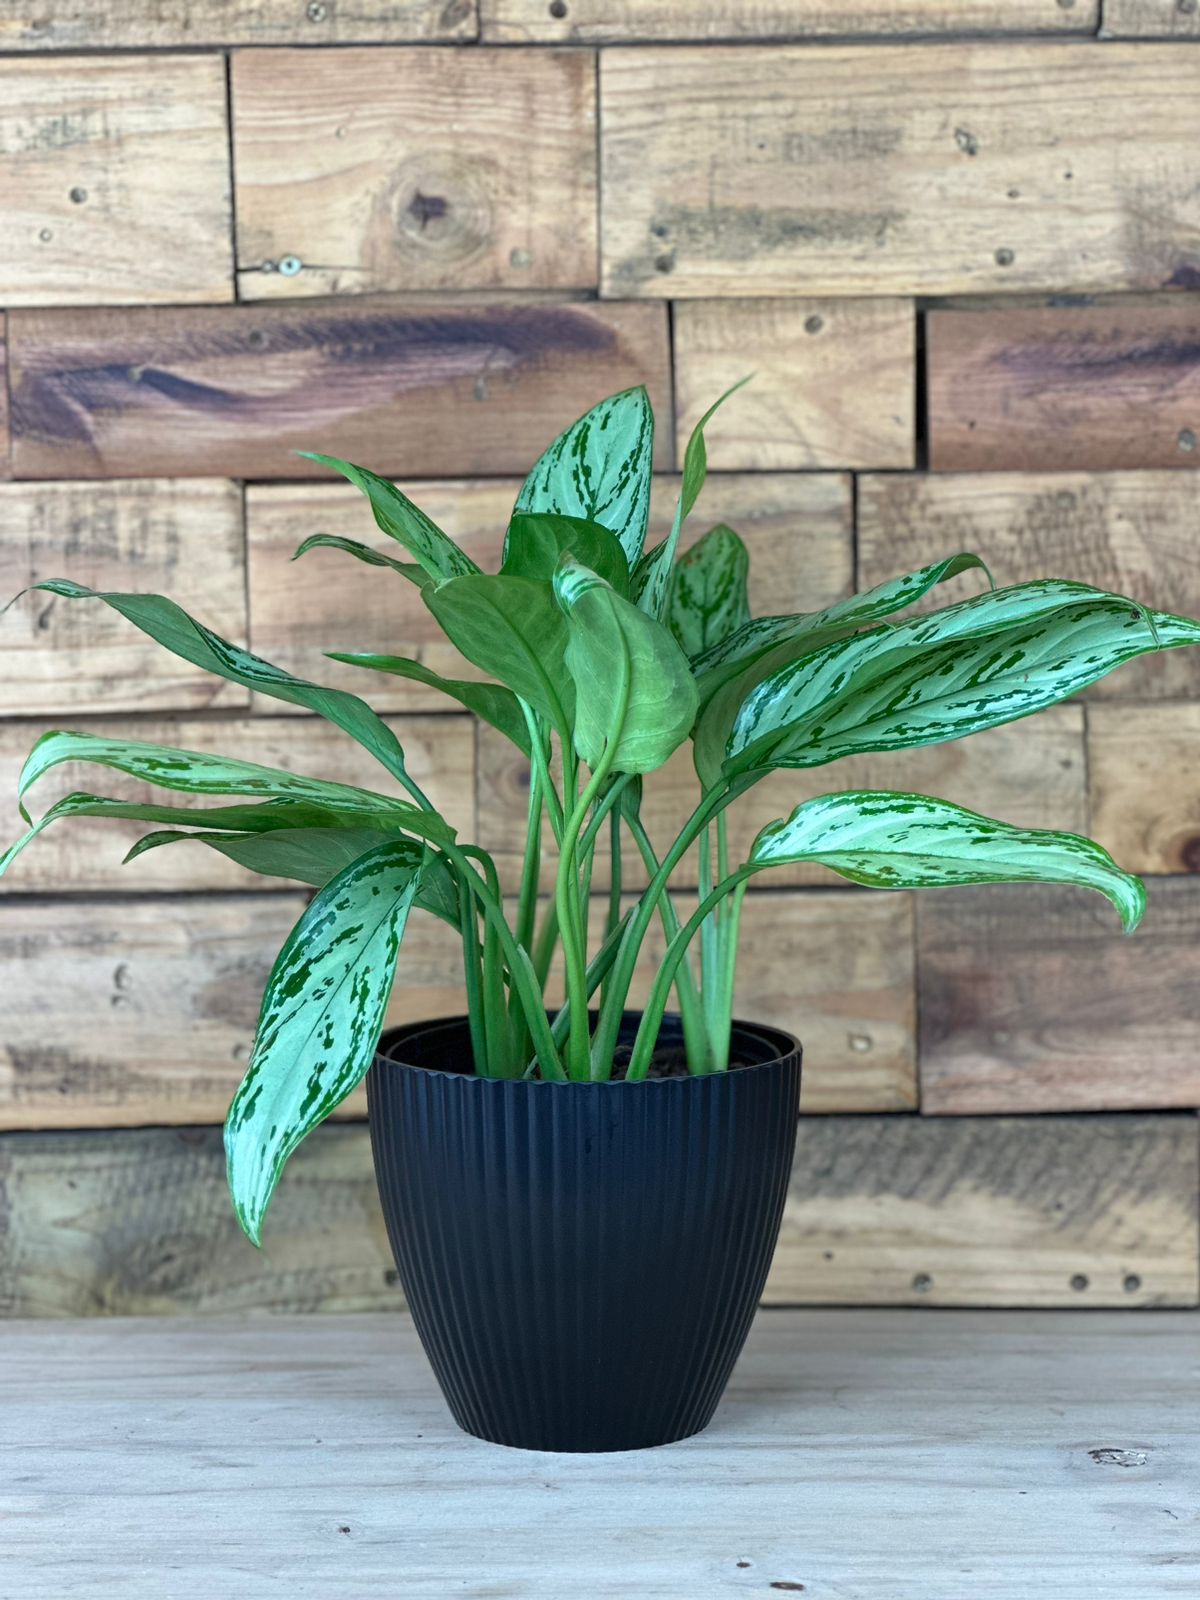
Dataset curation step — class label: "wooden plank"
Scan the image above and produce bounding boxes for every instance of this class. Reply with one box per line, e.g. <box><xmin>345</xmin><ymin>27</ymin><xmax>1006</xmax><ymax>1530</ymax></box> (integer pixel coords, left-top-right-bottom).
<box><xmin>4</xmin><ymin>1110</ymin><xmax>1192</xmax><ymax>1316</ymax></box>
<box><xmin>857</xmin><ymin>470</ymin><xmax>1200</xmax><ymax>700</ymax></box>
<box><xmin>232</xmin><ymin>47</ymin><xmax>596</xmax><ymax>298</ymax></box>
<box><xmin>0</xmin><ymin>56</ymin><xmax>232</xmax><ymax>307</ymax></box>
<box><xmin>0</xmin><ymin>313</ymin><xmax>10</xmax><ymax>480</ymax></box>
<box><xmin>3</xmin><ymin>1317</ymin><xmax>1199</xmax><ymax>1600</ymax></box>
<box><xmin>0</xmin><ymin>0</ymin><xmax>477</xmax><ymax>47</ymax></box>
<box><xmin>7</xmin><ymin>298</ymin><xmax>669</xmax><ymax>481</ymax></box>
<box><xmin>0</xmin><ymin>886</ymin><xmax>913</xmax><ymax>1130</ymax></box>
<box><xmin>674</xmin><ymin>298</ymin><xmax>915</xmax><ymax>470</ymax></box>
<box><xmin>928</xmin><ymin>303</ymin><xmax>1200</xmax><ymax>471</ymax></box>
<box><xmin>248</xmin><ymin>471</ymin><xmax>844</xmax><ymax>710</ymax></box>
<box><xmin>1103</xmin><ymin>0</ymin><xmax>1200</xmax><ymax>36</ymax></box>
<box><xmin>0</xmin><ymin>714</ymin><xmax>474</xmax><ymax>894</ymax></box>
<box><xmin>599</xmin><ymin>43</ymin><xmax>1200</xmax><ymax>299</ymax></box>
<box><xmin>478</xmin><ymin>706</ymin><xmax>1086</xmax><ymax>892</ymax></box>
<box><xmin>1088</xmin><ymin>703</ymin><xmax>1200</xmax><ymax>875</ymax></box>
<box><xmin>485</xmin><ymin>0</ymin><xmax>1099</xmax><ymax>41</ymax></box>
<box><xmin>0</xmin><ymin>479</ymin><xmax>248</xmax><ymax>716</ymax></box>
<box><xmin>918</xmin><ymin>879</ymin><xmax>1200</xmax><ymax>1112</ymax></box>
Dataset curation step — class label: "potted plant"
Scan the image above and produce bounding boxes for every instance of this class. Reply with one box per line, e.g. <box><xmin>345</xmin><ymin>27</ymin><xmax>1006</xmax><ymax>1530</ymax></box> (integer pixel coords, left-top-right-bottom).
<box><xmin>2</xmin><ymin>386</ymin><xmax>1192</xmax><ymax>1451</ymax></box>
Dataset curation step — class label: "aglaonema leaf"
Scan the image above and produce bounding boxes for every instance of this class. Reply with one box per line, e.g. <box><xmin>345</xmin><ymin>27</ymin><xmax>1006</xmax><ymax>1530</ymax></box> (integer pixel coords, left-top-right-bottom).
<box><xmin>748</xmin><ymin>790</ymin><xmax>1145</xmax><ymax>932</ymax></box>
<box><xmin>554</xmin><ymin>559</ymin><xmax>697</xmax><ymax>775</ymax></box>
<box><xmin>424</xmin><ymin>574</ymin><xmax>574</xmax><ymax>741</ymax></box>
<box><xmin>292</xmin><ymin>533</ymin><xmax>423</xmax><ymax>585</ymax></box>
<box><xmin>326</xmin><ymin>653</ymin><xmax>532</xmax><ymax>755</ymax></box>
<box><xmin>225</xmin><ymin>839</ymin><xmax>426</xmax><ymax>1244</ymax></box>
<box><xmin>723</xmin><ymin>583</ymin><xmax>1200</xmax><ymax>782</ymax></box>
<box><xmin>632</xmin><ymin>376</ymin><xmax>750</xmax><ymax>621</ymax></box>
<box><xmin>500</xmin><ymin>511</ymin><xmax>630</xmax><ymax>595</ymax></box>
<box><xmin>666</xmin><ymin>523</ymin><xmax>750</xmax><ymax>659</ymax></box>
<box><xmin>125</xmin><ymin>824</ymin><xmax>413</xmax><ymax>888</ymax></box>
<box><xmin>15</xmin><ymin>730</ymin><xmax>453</xmax><ymax>843</ymax></box>
<box><xmin>514</xmin><ymin>387</ymin><xmax>654</xmax><ymax>569</ymax></box>
<box><xmin>8</xmin><ymin>582</ymin><xmax>415</xmax><ymax>788</ymax></box>
<box><xmin>299</xmin><ymin>453</ymin><xmax>479</xmax><ymax>582</ymax></box>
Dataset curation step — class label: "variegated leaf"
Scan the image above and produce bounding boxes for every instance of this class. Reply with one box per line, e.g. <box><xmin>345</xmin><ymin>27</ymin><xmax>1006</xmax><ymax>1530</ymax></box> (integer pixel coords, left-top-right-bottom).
<box><xmin>554</xmin><ymin>558</ymin><xmax>698</xmax><ymax>775</ymax></box>
<box><xmin>326</xmin><ymin>653</ymin><xmax>532</xmax><ymax>755</ymax></box>
<box><xmin>514</xmin><ymin>387</ymin><xmax>654</xmax><ymax>569</ymax></box>
<box><xmin>666</xmin><ymin>523</ymin><xmax>750</xmax><ymax>659</ymax></box>
<box><xmin>749</xmin><ymin>790</ymin><xmax>1145</xmax><ymax>932</ymax></box>
<box><xmin>632</xmin><ymin>376</ymin><xmax>750</xmax><ymax>621</ymax></box>
<box><xmin>299</xmin><ymin>454</ymin><xmax>479</xmax><ymax>582</ymax></box>
<box><xmin>225</xmin><ymin>839</ymin><xmax>426</xmax><ymax>1244</ymax></box>
<box><xmin>292</xmin><ymin>532</ymin><xmax>423</xmax><ymax>584</ymax></box>
<box><xmin>724</xmin><ymin>584</ymin><xmax>1200</xmax><ymax>782</ymax></box>
<box><xmin>16</xmin><ymin>730</ymin><xmax>452</xmax><ymax>842</ymax></box>
<box><xmin>10</xmin><ymin>581</ymin><xmax>413</xmax><ymax>787</ymax></box>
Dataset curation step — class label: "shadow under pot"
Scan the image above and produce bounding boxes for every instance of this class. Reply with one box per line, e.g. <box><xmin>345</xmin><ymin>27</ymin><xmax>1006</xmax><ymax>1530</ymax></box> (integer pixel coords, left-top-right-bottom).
<box><xmin>367</xmin><ymin>1010</ymin><xmax>802</xmax><ymax>1453</ymax></box>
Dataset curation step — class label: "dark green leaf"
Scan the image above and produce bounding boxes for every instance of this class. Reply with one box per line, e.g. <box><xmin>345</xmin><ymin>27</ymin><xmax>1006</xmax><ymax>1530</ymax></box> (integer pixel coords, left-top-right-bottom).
<box><xmin>500</xmin><ymin>511</ymin><xmax>630</xmax><ymax>595</ymax></box>
<box><xmin>225</xmin><ymin>839</ymin><xmax>426</xmax><ymax>1244</ymax></box>
<box><xmin>424</xmin><ymin>574</ymin><xmax>574</xmax><ymax>740</ymax></box>
<box><xmin>666</xmin><ymin>523</ymin><xmax>751</xmax><ymax>658</ymax></box>
<box><xmin>292</xmin><ymin>533</ymin><xmax>423</xmax><ymax>585</ymax></box>
<box><xmin>126</xmin><ymin>824</ymin><xmax>410</xmax><ymax>888</ymax></box>
<box><xmin>514</xmin><ymin>387</ymin><xmax>654</xmax><ymax>568</ymax></box>
<box><xmin>326</xmin><ymin>653</ymin><xmax>531</xmax><ymax>754</ymax></box>
<box><xmin>299</xmin><ymin>453</ymin><xmax>479</xmax><ymax>582</ymax></box>
<box><xmin>554</xmin><ymin>559</ymin><xmax>698</xmax><ymax>775</ymax></box>
<box><xmin>749</xmin><ymin>790</ymin><xmax>1145</xmax><ymax>932</ymax></box>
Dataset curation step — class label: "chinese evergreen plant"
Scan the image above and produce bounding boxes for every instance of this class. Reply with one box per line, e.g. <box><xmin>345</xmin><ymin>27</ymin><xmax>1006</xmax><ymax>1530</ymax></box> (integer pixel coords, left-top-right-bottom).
<box><xmin>2</xmin><ymin>386</ymin><xmax>1193</xmax><ymax>1243</ymax></box>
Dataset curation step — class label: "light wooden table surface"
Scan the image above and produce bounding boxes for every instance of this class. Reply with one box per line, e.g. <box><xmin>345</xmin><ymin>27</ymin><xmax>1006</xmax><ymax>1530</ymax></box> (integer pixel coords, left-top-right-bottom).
<box><xmin>2</xmin><ymin>1309</ymin><xmax>1196</xmax><ymax>1599</ymax></box>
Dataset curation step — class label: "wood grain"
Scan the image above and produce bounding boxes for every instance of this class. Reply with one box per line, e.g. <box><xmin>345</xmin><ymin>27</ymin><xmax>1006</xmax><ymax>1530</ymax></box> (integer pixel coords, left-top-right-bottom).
<box><xmin>232</xmin><ymin>47</ymin><xmax>596</xmax><ymax>298</ymax></box>
<box><xmin>857</xmin><ymin>470</ymin><xmax>1200</xmax><ymax>700</ymax></box>
<box><xmin>7</xmin><ymin>298</ymin><xmax>669</xmax><ymax>481</ymax></box>
<box><xmin>674</xmin><ymin>298</ymin><xmax>915</xmax><ymax>469</ymax></box>
<box><xmin>3</xmin><ymin>1110</ymin><xmax>1191</xmax><ymax>1316</ymax></box>
<box><xmin>0</xmin><ymin>56</ymin><xmax>232</xmax><ymax>307</ymax></box>
<box><xmin>484</xmin><ymin>0</ymin><xmax>1099</xmax><ymax>41</ymax></box>
<box><xmin>927</xmin><ymin>303</ymin><xmax>1200</xmax><ymax>470</ymax></box>
<box><xmin>1103</xmin><ymin>0</ymin><xmax>1200</xmax><ymax>36</ymax></box>
<box><xmin>1087</xmin><ymin>703</ymin><xmax>1200</xmax><ymax>875</ymax></box>
<box><xmin>0</xmin><ymin>0</ymin><xmax>477</xmax><ymax>47</ymax></box>
<box><xmin>0</xmin><ymin>713</ymin><xmax>474</xmax><ymax>894</ymax></box>
<box><xmin>248</xmin><ymin>471</ymin><xmax>848</xmax><ymax>709</ymax></box>
<box><xmin>0</xmin><ymin>479</ymin><xmax>247</xmax><ymax>716</ymax></box>
<box><xmin>0</xmin><ymin>887</ymin><xmax>913</xmax><ymax>1129</ymax></box>
<box><xmin>0</xmin><ymin>314</ymin><xmax>10</xmax><ymax>480</ymax></box>
<box><xmin>918</xmin><ymin>879</ymin><xmax>1200</xmax><ymax>1112</ymax></box>
<box><xmin>600</xmin><ymin>43</ymin><xmax>1200</xmax><ymax>299</ymax></box>
<box><xmin>478</xmin><ymin>707</ymin><xmax>1087</xmax><ymax>892</ymax></box>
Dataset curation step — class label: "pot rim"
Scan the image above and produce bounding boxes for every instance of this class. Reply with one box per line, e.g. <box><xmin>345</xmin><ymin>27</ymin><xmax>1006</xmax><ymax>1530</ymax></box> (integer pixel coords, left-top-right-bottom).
<box><xmin>375</xmin><ymin>1012</ymin><xmax>801</xmax><ymax>1085</ymax></box>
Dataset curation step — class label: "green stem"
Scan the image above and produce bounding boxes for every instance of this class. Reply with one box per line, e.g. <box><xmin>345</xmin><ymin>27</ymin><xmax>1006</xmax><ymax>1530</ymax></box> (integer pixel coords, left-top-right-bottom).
<box><xmin>626</xmin><ymin>809</ymin><xmax>713</xmax><ymax>1073</ymax></box>
<box><xmin>457</xmin><ymin>871</ymin><xmax>488</xmax><ymax>1076</ymax></box>
<box><xmin>461</xmin><ymin>845</ymin><xmax>510</xmax><ymax>1075</ymax></box>
<box><xmin>526</xmin><ymin>907</ymin><xmax>634</xmax><ymax>1077</ymax></box>
<box><xmin>603</xmin><ymin>808</ymin><xmax>622</xmax><ymax>1004</ymax></box>
<box><xmin>626</xmin><ymin>865</ymin><xmax>758</xmax><ymax>1080</ymax></box>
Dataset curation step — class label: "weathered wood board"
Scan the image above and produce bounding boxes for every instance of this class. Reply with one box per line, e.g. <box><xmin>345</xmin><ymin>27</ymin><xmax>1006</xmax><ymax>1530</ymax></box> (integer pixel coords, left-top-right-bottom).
<box><xmin>600</xmin><ymin>43</ymin><xmax>1200</xmax><ymax>298</ymax></box>
<box><xmin>0</xmin><ymin>314</ymin><xmax>10</xmax><ymax>480</ymax></box>
<box><xmin>857</xmin><ymin>471</ymin><xmax>1200</xmax><ymax>699</ymax></box>
<box><xmin>7</xmin><ymin>299</ymin><xmax>669</xmax><ymax>481</ymax></box>
<box><xmin>0</xmin><ymin>713</ymin><xmax>474</xmax><ymax>894</ymax></box>
<box><xmin>248</xmin><ymin>472</ymin><xmax>851</xmax><ymax>709</ymax></box>
<box><xmin>0</xmin><ymin>56</ymin><xmax>233</xmax><ymax>307</ymax></box>
<box><xmin>484</xmin><ymin>0</ymin><xmax>1099</xmax><ymax>41</ymax></box>
<box><xmin>674</xmin><ymin>297</ymin><xmax>915</xmax><ymax>469</ymax></box>
<box><xmin>0</xmin><ymin>888</ymin><xmax>915</xmax><ymax>1129</ymax></box>
<box><xmin>232</xmin><ymin>47</ymin><xmax>597</xmax><ymax>298</ymax></box>
<box><xmin>918</xmin><ymin>879</ymin><xmax>1200</xmax><ymax>1113</ymax></box>
<box><xmin>477</xmin><ymin>707</ymin><xmax>1087</xmax><ymax>892</ymax></box>
<box><xmin>3</xmin><ymin>1109</ymin><xmax>1192</xmax><ymax>1316</ymax></box>
<box><xmin>1103</xmin><ymin>0</ymin><xmax>1200</xmax><ymax>36</ymax></box>
<box><xmin>927</xmin><ymin>302</ymin><xmax>1200</xmax><ymax>470</ymax></box>
<box><xmin>0</xmin><ymin>0</ymin><xmax>477</xmax><ymax>47</ymax></box>
<box><xmin>1088</xmin><ymin>703</ymin><xmax>1200</xmax><ymax>875</ymax></box>
<box><xmin>0</xmin><ymin>480</ymin><xmax>248</xmax><ymax>716</ymax></box>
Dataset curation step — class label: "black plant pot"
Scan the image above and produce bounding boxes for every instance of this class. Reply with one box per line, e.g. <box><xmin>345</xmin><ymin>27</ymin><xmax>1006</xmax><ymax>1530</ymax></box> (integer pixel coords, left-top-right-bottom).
<box><xmin>367</xmin><ymin>1011</ymin><xmax>801</xmax><ymax>1453</ymax></box>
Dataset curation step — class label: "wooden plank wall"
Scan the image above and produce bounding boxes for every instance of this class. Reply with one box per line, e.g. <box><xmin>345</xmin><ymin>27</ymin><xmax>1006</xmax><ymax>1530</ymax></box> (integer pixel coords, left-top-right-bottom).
<box><xmin>0</xmin><ymin>1</ymin><xmax>1197</xmax><ymax>1315</ymax></box>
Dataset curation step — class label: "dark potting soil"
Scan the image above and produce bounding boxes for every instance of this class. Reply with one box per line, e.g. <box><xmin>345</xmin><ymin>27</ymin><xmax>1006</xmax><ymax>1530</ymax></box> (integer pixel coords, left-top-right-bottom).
<box><xmin>603</xmin><ymin>1043</ymin><xmax>759</xmax><ymax>1081</ymax></box>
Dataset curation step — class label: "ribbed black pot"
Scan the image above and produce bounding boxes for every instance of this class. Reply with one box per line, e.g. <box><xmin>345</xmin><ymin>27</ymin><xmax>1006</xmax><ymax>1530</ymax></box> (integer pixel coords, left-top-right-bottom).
<box><xmin>367</xmin><ymin>1011</ymin><xmax>801</xmax><ymax>1453</ymax></box>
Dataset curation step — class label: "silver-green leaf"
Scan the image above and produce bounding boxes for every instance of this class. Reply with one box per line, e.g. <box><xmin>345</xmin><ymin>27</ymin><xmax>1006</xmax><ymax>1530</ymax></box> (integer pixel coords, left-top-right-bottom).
<box><xmin>749</xmin><ymin>790</ymin><xmax>1145</xmax><ymax>932</ymax></box>
<box><xmin>666</xmin><ymin>523</ymin><xmax>750</xmax><ymax>659</ymax></box>
<box><xmin>225</xmin><ymin>839</ymin><xmax>426</xmax><ymax>1244</ymax></box>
